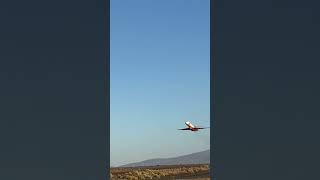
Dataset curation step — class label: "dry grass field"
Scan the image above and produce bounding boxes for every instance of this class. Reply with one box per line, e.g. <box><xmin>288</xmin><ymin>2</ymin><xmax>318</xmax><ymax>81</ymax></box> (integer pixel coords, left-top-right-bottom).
<box><xmin>110</xmin><ymin>164</ymin><xmax>210</xmax><ymax>180</ymax></box>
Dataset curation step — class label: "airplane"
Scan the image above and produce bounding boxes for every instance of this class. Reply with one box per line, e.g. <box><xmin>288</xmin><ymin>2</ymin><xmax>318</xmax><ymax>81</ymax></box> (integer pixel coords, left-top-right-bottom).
<box><xmin>178</xmin><ymin>121</ymin><xmax>209</xmax><ymax>132</ymax></box>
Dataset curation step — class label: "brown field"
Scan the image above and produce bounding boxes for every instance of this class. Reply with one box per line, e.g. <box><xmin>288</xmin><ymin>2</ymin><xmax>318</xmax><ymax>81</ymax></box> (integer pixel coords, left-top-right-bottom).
<box><xmin>110</xmin><ymin>164</ymin><xmax>210</xmax><ymax>180</ymax></box>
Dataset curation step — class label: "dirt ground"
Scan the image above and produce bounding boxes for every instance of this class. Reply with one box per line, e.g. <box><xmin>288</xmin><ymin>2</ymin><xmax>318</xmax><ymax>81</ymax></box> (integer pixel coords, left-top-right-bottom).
<box><xmin>110</xmin><ymin>164</ymin><xmax>210</xmax><ymax>180</ymax></box>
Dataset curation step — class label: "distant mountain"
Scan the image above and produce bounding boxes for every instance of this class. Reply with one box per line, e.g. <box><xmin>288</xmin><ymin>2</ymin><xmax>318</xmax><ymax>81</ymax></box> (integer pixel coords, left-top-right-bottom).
<box><xmin>120</xmin><ymin>149</ymin><xmax>210</xmax><ymax>167</ymax></box>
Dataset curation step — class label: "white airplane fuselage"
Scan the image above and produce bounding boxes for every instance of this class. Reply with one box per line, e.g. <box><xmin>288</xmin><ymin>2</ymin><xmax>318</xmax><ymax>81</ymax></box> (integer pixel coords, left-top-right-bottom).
<box><xmin>178</xmin><ymin>121</ymin><xmax>208</xmax><ymax>131</ymax></box>
<box><xmin>185</xmin><ymin>121</ymin><xmax>198</xmax><ymax>131</ymax></box>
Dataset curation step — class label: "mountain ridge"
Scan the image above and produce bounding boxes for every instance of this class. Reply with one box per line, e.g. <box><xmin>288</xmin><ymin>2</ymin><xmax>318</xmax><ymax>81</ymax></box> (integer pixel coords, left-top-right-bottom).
<box><xmin>120</xmin><ymin>149</ymin><xmax>210</xmax><ymax>167</ymax></box>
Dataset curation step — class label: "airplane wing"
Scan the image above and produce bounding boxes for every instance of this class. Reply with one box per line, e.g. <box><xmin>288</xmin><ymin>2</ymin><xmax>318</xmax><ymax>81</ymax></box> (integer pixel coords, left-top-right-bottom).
<box><xmin>196</xmin><ymin>127</ymin><xmax>210</xmax><ymax>129</ymax></box>
<box><xmin>178</xmin><ymin>128</ymin><xmax>190</xmax><ymax>130</ymax></box>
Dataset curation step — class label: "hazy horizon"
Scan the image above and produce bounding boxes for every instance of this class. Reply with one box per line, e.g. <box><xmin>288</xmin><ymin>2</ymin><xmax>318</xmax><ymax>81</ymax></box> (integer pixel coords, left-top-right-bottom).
<box><xmin>110</xmin><ymin>0</ymin><xmax>210</xmax><ymax>167</ymax></box>
<box><xmin>114</xmin><ymin>149</ymin><xmax>210</xmax><ymax>167</ymax></box>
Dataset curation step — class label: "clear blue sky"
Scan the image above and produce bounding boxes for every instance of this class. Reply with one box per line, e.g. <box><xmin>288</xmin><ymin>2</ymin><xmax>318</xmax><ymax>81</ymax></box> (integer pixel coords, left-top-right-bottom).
<box><xmin>110</xmin><ymin>0</ymin><xmax>210</xmax><ymax>167</ymax></box>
